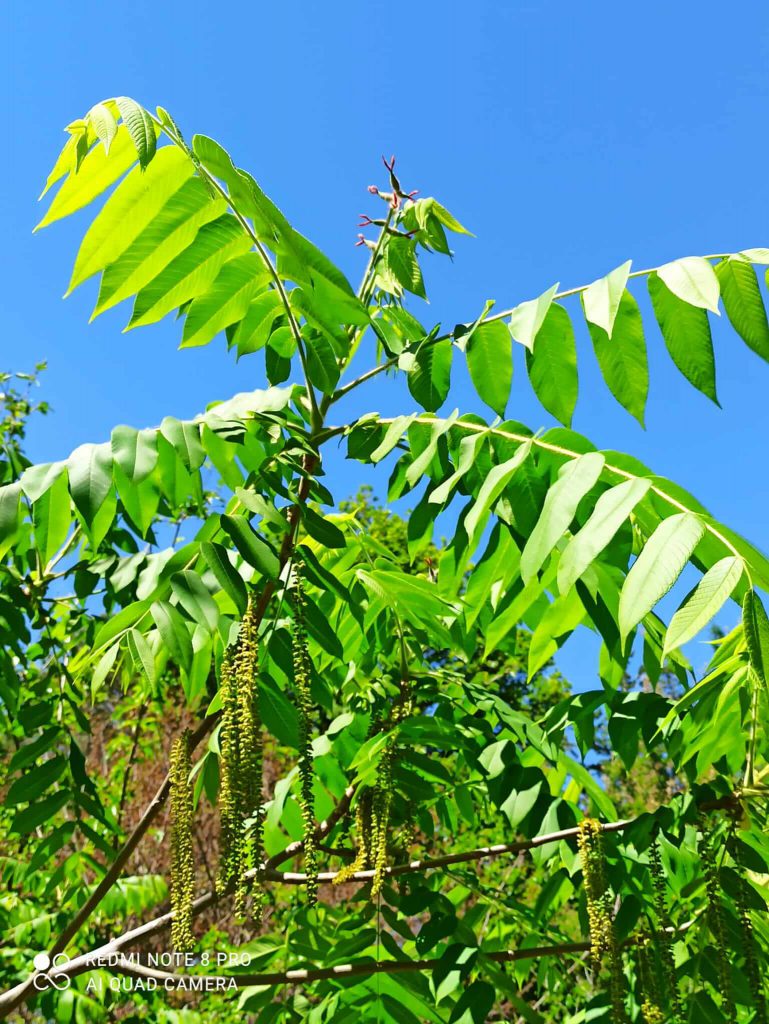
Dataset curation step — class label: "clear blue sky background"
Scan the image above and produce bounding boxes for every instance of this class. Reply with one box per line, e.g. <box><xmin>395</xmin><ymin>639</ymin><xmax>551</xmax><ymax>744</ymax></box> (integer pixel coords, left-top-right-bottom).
<box><xmin>3</xmin><ymin>2</ymin><xmax>769</xmax><ymax>685</ymax></box>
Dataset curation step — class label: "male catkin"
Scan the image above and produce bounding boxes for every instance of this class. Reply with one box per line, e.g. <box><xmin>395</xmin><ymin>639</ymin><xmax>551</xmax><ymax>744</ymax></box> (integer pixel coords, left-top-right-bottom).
<box><xmin>290</xmin><ymin>565</ymin><xmax>318</xmax><ymax>905</ymax></box>
<box><xmin>216</xmin><ymin>595</ymin><xmax>265</xmax><ymax>921</ymax></box>
<box><xmin>169</xmin><ymin>729</ymin><xmax>195</xmax><ymax>952</ymax></box>
<box><xmin>578</xmin><ymin>818</ymin><xmax>625</xmax><ymax>1022</ymax></box>
<box><xmin>700</xmin><ymin>824</ymin><xmax>737</xmax><ymax>1022</ymax></box>
<box><xmin>732</xmin><ymin>836</ymin><xmax>768</xmax><ymax>1023</ymax></box>
<box><xmin>648</xmin><ymin>833</ymin><xmax>683</xmax><ymax>1023</ymax></box>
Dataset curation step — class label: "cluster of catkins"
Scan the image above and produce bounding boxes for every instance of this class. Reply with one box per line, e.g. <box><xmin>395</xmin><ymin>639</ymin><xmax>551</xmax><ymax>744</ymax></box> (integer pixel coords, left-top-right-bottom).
<box><xmin>290</xmin><ymin>566</ymin><xmax>319</xmax><ymax>904</ymax></box>
<box><xmin>168</xmin><ymin>594</ymin><xmax>265</xmax><ymax>951</ymax></box>
<box><xmin>217</xmin><ymin>594</ymin><xmax>264</xmax><ymax>920</ymax></box>
<box><xmin>578</xmin><ymin>818</ymin><xmax>625</xmax><ymax>1022</ymax></box>
<box><xmin>335</xmin><ymin>684</ymin><xmax>413</xmax><ymax>897</ymax></box>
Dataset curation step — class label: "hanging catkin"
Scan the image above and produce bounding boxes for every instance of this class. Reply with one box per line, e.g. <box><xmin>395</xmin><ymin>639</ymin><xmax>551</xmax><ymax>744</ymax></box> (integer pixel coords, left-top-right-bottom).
<box><xmin>700</xmin><ymin>823</ymin><xmax>737</xmax><ymax>1022</ymax></box>
<box><xmin>648</xmin><ymin>832</ymin><xmax>684</xmax><ymax>1023</ymax></box>
<box><xmin>290</xmin><ymin>565</ymin><xmax>318</xmax><ymax>905</ymax></box>
<box><xmin>169</xmin><ymin>729</ymin><xmax>195</xmax><ymax>952</ymax></box>
<box><xmin>578</xmin><ymin>818</ymin><xmax>626</xmax><ymax>1022</ymax></box>
<box><xmin>216</xmin><ymin>594</ymin><xmax>264</xmax><ymax>921</ymax></box>
<box><xmin>733</xmin><ymin>836</ymin><xmax>768</xmax><ymax>1024</ymax></box>
<box><xmin>233</xmin><ymin>594</ymin><xmax>264</xmax><ymax>919</ymax></box>
<box><xmin>636</xmin><ymin>933</ymin><xmax>664</xmax><ymax>1024</ymax></box>
<box><xmin>333</xmin><ymin>790</ymin><xmax>374</xmax><ymax>885</ymax></box>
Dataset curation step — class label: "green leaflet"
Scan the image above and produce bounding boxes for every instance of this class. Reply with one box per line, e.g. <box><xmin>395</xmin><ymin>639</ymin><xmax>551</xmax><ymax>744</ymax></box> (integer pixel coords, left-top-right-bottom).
<box><xmin>181</xmin><ymin>253</ymin><xmax>270</xmax><ymax>348</ymax></box>
<box><xmin>129</xmin><ymin>215</ymin><xmax>251</xmax><ymax>328</ymax></box>
<box><xmin>648</xmin><ymin>273</ymin><xmax>719</xmax><ymax>404</ymax></box>
<box><xmin>95</xmin><ymin>178</ymin><xmax>224</xmax><ymax>316</ymax></box>
<box><xmin>0</xmin><ymin>483</ymin><xmax>22</xmax><ymax>543</ymax></box>
<box><xmin>407</xmin><ymin>339</ymin><xmax>453</xmax><ymax>412</ymax></box>
<box><xmin>126</xmin><ymin>627</ymin><xmax>157</xmax><ymax>686</ymax></box>
<box><xmin>525</xmin><ymin>304</ymin><xmax>578</xmax><ymax>427</ymax></box>
<box><xmin>618</xmin><ymin>512</ymin><xmax>705</xmax><ymax>641</ymax></box>
<box><xmin>232</xmin><ymin>291</ymin><xmax>283</xmax><ymax>356</ymax></box>
<box><xmin>32</xmin><ymin>470</ymin><xmax>70</xmax><ymax>568</ymax></box>
<box><xmin>557</xmin><ymin>477</ymin><xmax>651</xmax><ymax>592</ymax></box>
<box><xmin>656</xmin><ymin>256</ymin><xmax>720</xmax><ymax>313</ymax></box>
<box><xmin>304</xmin><ymin>328</ymin><xmax>341</xmax><ymax>394</ymax></box>
<box><xmin>429</xmin><ymin>430</ymin><xmax>487</xmax><ymax>506</ymax></box>
<box><xmin>384</xmin><ymin>235</ymin><xmax>426</xmax><ymax>298</ymax></box>
<box><xmin>743</xmin><ymin>589</ymin><xmax>769</xmax><ymax>694</ymax></box>
<box><xmin>110</xmin><ymin>425</ymin><xmax>158</xmax><ymax>483</ymax></box>
<box><xmin>159</xmin><ymin>417</ymin><xmax>206</xmax><ymax>471</ymax></box>
<box><xmin>465</xmin><ymin>320</ymin><xmax>513</xmax><ymax>417</ymax></box>
<box><xmin>115</xmin><ymin>97</ymin><xmax>158</xmax><ymax>169</ymax></box>
<box><xmin>68</xmin><ymin>146</ymin><xmax>193</xmax><ymax>294</ymax></box>
<box><xmin>201</xmin><ymin>541</ymin><xmax>248</xmax><ymax>615</ymax></box>
<box><xmin>170</xmin><ymin>571</ymin><xmax>220</xmax><ymax>632</ymax></box>
<box><xmin>150</xmin><ymin>600</ymin><xmax>193</xmax><ymax>674</ymax></box>
<box><xmin>528</xmin><ymin>588</ymin><xmax>586</xmax><ymax>677</ymax></box>
<box><xmin>582</xmin><ymin>260</ymin><xmax>632</xmax><ymax>336</ymax></box>
<box><xmin>715</xmin><ymin>256</ymin><xmax>769</xmax><ymax>363</ymax></box>
<box><xmin>370</xmin><ymin>415</ymin><xmax>417</xmax><ymax>463</ymax></box>
<box><xmin>663</xmin><ymin>556</ymin><xmax>743</xmax><ymax>656</ymax></box>
<box><xmin>508</xmin><ymin>283</ymin><xmax>559</xmax><ymax>351</ymax></box>
<box><xmin>66</xmin><ymin>443</ymin><xmax>113</xmax><ymax>526</ymax></box>
<box><xmin>586</xmin><ymin>289</ymin><xmax>649</xmax><ymax>426</ymax></box>
<box><xmin>464</xmin><ymin>442</ymin><xmax>532</xmax><ymax>551</ymax></box>
<box><xmin>406</xmin><ymin>412</ymin><xmax>458</xmax><ymax>486</ymax></box>
<box><xmin>520</xmin><ymin>452</ymin><xmax>605</xmax><ymax>583</ymax></box>
<box><xmin>35</xmin><ymin>126</ymin><xmax>138</xmax><ymax>229</ymax></box>
<box><xmin>220</xmin><ymin>514</ymin><xmax>280</xmax><ymax>579</ymax></box>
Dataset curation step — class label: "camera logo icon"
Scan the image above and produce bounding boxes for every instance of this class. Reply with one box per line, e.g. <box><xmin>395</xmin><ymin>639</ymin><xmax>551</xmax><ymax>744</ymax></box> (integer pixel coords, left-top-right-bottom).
<box><xmin>32</xmin><ymin>953</ymin><xmax>71</xmax><ymax>991</ymax></box>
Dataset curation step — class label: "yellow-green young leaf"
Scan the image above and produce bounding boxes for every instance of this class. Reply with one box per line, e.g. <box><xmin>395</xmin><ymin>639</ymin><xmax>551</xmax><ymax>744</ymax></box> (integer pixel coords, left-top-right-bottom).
<box><xmin>429</xmin><ymin>199</ymin><xmax>472</xmax><ymax>236</ymax></box>
<box><xmin>464</xmin><ymin>442</ymin><xmax>532</xmax><ymax>551</ymax></box>
<box><xmin>586</xmin><ymin>289</ymin><xmax>649</xmax><ymax>427</ymax></box>
<box><xmin>407</xmin><ymin>339</ymin><xmax>452</xmax><ymax>412</ymax></box>
<box><xmin>95</xmin><ymin>179</ymin><xmax>225</xmax><ymax>316</ymax></box>
<box><xmin>715</xmin><ymin>257</ymin><xmax>769</xmax><ymax>363</ymax></box>
<box><xmin>36</xmin><ymin>126</ymin><xmax>138</xmax><ymax>229</ymax></box>
<box><xmin>126</xmin><ymin>627</ymin><xmax>156</xmax><ymax>687</ymax></box>
<box><xmin>181</xmin><ymin>253</ymin><xmax>270</xmax><ymax>348</ymax></box>
<box><xmin>743</xmin><ymin>589</ymin><xmax>769</xmax><ymax>694</ymax></box>
<box><xmin>618</xmin><ymin>512</ymin><xmax>705</xmax><ymax>640</ymax></box>
<box><xmin>32</xmin><ymin>471</ymin><xmax>71</xmax><ymax>568</ymax></box>
<box><xmin>67</xmin><ymin>146</ymin><xmax>193</xmax><ymax>294</ymax></box>
<box><xmin>115</xmin><ymin>97</ymin><xmax>157</xmax><ymax>169</ymax></box>
<box><xmin>39</xmin><ymin>132</ymin><xmax>80</xmax><ymax>199</ymax></box>
<box><xmin>508</xmin><ymin>282</ymin><xmax>559</xmax><ymax>351</ymax></box>
<box><xmin>558</xmin><ymin>477</ymin><xmax>651</xmax><ymax>592</ymax></box>
<box><xmin>582</xmin><ymin>260</ymin><xmax>632</xmax><ymax>336</ymax></box>
<box><xmin>87</xmin><ymin>102</ymin><xmax>118</xmax><ymax>153</ymax></box>
<box><xmin>648</xmin><ymin>274</ymin><xmax>719</xmax><ymax>404</ymax></box>
<box><xmin>405</xmin><ymin>411</ymin><xmax>458</xmax><ymax>486</ymax></box>
<box><xmin>67</xmin><ymin>443</ymin><xmax>113</xmax><ymax>526</ymax></box>
<box><xmin>465</xmin><ymin>320</ymin><xmax>513</xmax><ymax>417</ymax></box>
<box><xmin>521</xmin><ymin>452</ymin><xmax>605</xmax><ymax>583</ymax></box>
<box><xmin>129</xmin><ymin>215</ymin><xmax>251</xmax><ymax>328</ymax></box>
<box><xmin>656</xmin><ymin>256</ymin><xmax>721</xmax><ymax>314</ymax></box>
<box><xmin>741</xmin><ymin>248</ymin><xmax>769</xmax><ymax>264</ymax></box>
<box><xmin>663</xmin><ymin>556</ymin><xmax>743</xmax><ymax>656</ymax></box>
<box><xmin>525</xmin><ymin>304</ymin><xmax>578</xmax><ymax>427</ymax></box>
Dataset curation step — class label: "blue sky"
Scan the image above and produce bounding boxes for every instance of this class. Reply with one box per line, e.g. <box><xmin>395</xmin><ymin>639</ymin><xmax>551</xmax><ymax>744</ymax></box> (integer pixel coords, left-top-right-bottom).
<box><xmin>4</xmin><ymin>2</ymin><xmax>769</xmax><ymax>684</ymax></box>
